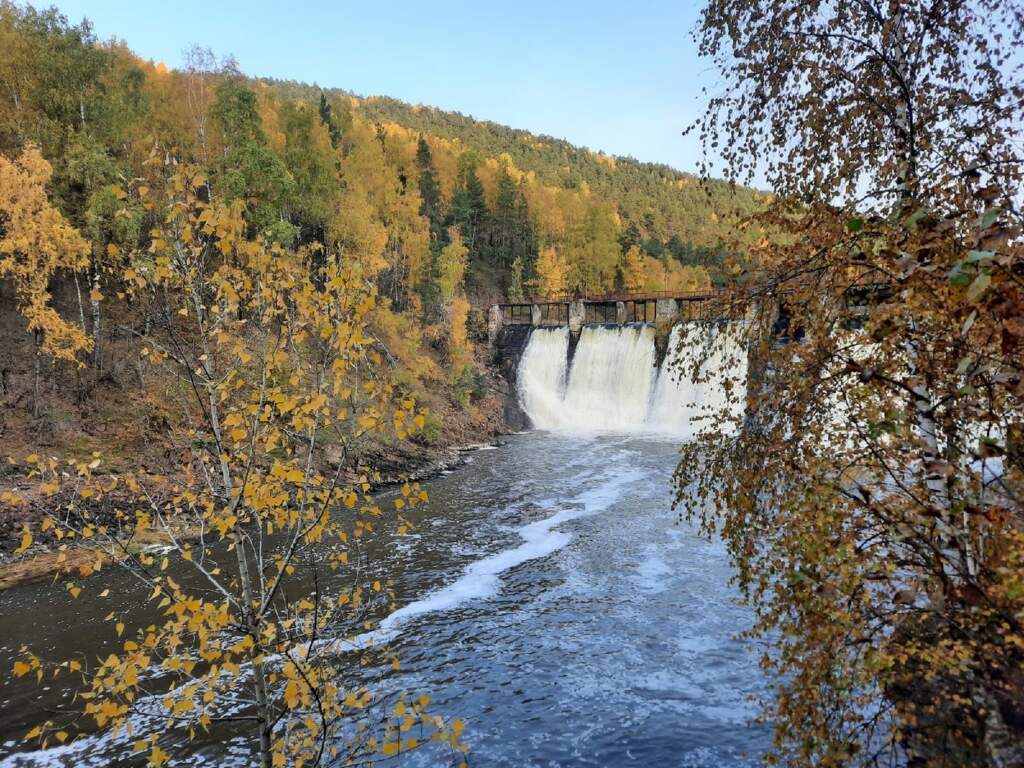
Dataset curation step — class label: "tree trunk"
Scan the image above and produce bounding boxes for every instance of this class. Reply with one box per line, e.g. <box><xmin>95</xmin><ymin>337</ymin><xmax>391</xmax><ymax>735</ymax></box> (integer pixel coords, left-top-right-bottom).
<box><xmin>91</xmin><ymin>270</ymin><xmax>102</xmax><ymax>370</ymax></box>
<box><xmin>32</xmin><ymin>329</ymin><xmax>41</xmax><ymax>420</ymax></box>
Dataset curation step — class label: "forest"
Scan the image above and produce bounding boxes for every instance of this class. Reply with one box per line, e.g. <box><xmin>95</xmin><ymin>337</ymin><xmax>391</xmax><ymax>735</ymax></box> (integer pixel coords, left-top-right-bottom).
<box><xmin>0</xmin><ymin>0</ymin><xmax>760</xmax><ymax>494</ymax></box>
<box><xmin>3</xmin><ymin>1</ymin><xmax>1022</xmax><ymax>767</ymax></box>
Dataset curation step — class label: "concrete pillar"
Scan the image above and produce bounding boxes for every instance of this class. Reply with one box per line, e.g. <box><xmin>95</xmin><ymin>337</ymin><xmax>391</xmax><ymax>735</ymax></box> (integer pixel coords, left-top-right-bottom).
<box><xmin>655</xmin><ymin>298</ymin><xmax>679</xmax><ymax>322</ymax></box>
<box><xmin>488</xmin><ymin>304</ymin><xmax>503</xmax><ymax>345</ymax></box>
<box><xmin>531</xmin><ymin>303</ymin><xmax>542</xmax><ymax>326</ymax></box>
<box><xmin>616</xmin><ymin>301</ymin><xmax>626</xmax><ymax>325</ymax></box>
<box><xmin>568</xmin><ymin>300</ymin><xmax>586</xmax><ymax>334</ymax></box>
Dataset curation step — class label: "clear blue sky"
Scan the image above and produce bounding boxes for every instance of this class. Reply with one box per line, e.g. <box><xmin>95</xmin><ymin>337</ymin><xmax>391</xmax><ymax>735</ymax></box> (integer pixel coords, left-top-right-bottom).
<box><xmin>51</xmin><ymin>1</ymin><xmax>719</xmax><ymax>174</ymax></box>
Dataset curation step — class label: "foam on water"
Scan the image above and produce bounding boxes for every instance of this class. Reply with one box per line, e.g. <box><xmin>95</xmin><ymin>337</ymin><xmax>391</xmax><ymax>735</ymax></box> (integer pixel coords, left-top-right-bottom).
<box><xmin>342</xmin><ymin>464</ymin><xmax>642</xmax><ymax>649</ymax></box>
<box><xmin>1</xmin><ymin>461</ymin><xmax>644</xmax><ymax>768</ymax></box>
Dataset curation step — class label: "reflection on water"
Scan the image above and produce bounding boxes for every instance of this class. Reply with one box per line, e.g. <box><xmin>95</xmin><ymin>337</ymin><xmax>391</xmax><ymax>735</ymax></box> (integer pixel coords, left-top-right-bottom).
<box><xmin>0</xmin><ymin>432</ymin><xmax>770</xmax><ymax>767</ymax></box>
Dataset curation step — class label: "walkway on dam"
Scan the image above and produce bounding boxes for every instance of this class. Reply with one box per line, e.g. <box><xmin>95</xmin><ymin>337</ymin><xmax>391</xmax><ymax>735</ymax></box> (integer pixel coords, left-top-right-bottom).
<box><xmin>487</xmin><ymin>289</ymin><xmax>732</xmax><ymax>330</ymax></box>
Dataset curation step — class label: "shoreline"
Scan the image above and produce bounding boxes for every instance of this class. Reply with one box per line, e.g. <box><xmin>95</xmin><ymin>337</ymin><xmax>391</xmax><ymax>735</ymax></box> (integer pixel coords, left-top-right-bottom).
<box><xmin>0</xmin><ymin>434</ymin><xmax>514</xmax><ymax>592</ymax></box>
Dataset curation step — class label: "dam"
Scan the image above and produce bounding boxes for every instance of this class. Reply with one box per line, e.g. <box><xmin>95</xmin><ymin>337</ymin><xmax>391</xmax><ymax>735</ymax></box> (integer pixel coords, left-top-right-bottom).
<box><xmin>514</xmin><ymin>323</ymin><xmax>747</xmax><ymax>436</ymax></box>
<box><xmin>486</xmin><ymin>291</ymin><xmax>750</xmax><ymax>436</ymax></box>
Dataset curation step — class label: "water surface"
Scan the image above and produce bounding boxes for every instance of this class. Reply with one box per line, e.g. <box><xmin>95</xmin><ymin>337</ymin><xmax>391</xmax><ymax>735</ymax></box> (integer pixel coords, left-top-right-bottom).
<box><xmin>0</xmin><ymin>432</ymin><xmax>770</xmax><ymax>766</ymax></box>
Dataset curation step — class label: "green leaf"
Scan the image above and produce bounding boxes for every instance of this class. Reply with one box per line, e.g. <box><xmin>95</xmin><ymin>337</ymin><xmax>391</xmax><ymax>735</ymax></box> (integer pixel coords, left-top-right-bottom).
<box><xmin>965</xmin><ymin>272</ymin><xmax>991</xmax><ymax>303</ymax></box>
<box><xmin>847</xmin><ymin>217</ymin><xmax>864</xmax><ymax>233</ymax></box>
<box><xmin>948</xmin><ymin>266</ymin><xmax>972</xmax><ymax>287</ymax></box>
<box><xmin>966</xmin><ymin>250</ymin><xmax>994</xmax><ymax>263</ymax></box>
<box><xmin>981</xmin><ymin>207</ymin><xmax>1001</xmax><ymax>228</ymax></box>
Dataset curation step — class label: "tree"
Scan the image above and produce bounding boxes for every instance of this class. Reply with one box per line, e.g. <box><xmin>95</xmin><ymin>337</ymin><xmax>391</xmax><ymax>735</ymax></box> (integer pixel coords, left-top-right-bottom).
<box><xmin>532</xmin><ymin>245</ymin><xmax>569</xmax><ymax>298</ymax></box>
<box><xmin>435</xmin><ymin>231</ymin><xmax>468</xmax><ymax>304</ymax></box>
<box><xmin>676</xmin><ymin>1</ymin><xmax>1024</xmax><ymax>765</ymax></box>
<box><xmin>13</xmin><ymin>166</ymin><xmax>464</xmax><ymax>767</ymax></box>
<box><xmin>211</xmin><ymin>80</ymin><xmax>295</xmax><ymax>237</ymax></box>
<box><xmin>449</xmin><ymin>155</ymin><xmax>486</xmax><ymax>256</ymax></box>
<box><xmin>317</xmin><ymin>91</ymin><xmax>342</xmax><ymax>149</ymax></box>
<box><xmin>619</xmin><ymin>245</ymin><xmax>645</xmax><ymax>292</ymax></box>
<box><xmin>0</xmin><ymin>144</ymin><xmax>90</xmax><ymax>413</ymax></box>
<box><xmin>415</xmin><ymin>136</ymin><xmax>445</xmax><ymax>245</ymax></box>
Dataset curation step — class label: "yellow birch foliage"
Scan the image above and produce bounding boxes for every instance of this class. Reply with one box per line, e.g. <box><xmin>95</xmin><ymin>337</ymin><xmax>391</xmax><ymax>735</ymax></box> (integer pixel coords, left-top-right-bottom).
<box><xmin>0</xmin><ymin>144</ymin><xmax>91</xmax><ymax>361</ymax></box>
<box><xmin>13</xmin><ymin>166</ymin><xmax>464</xmax><ymax>767</ymax></box>
<box><xmin>619</xmin><ymin>245</ymin><xmax>645</xmax><ymax>292</ymax></box>
<box><xmin>533</xmin><ymin>246</ymin><xmax>570</xmax><ymax>297</ymax></box>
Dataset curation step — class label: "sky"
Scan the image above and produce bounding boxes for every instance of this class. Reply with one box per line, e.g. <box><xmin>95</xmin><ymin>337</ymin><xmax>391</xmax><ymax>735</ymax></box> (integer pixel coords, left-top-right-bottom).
<box><xmin>49</xmin><ymin>0</ymin><xmax>720</xmax><ymax>175</ymax></box>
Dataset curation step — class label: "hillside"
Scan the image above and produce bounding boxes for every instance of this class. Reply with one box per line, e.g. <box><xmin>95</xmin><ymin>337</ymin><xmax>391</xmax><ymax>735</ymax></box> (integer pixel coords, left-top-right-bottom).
<box><xmin>272</xmin><ymin>83</ymin><xmax>767</xmax><ymax>258</ymax></box>
<box><xmin>0</xmin><ymin>1</ymin><xmax>763</xmax><ymax>542</ymax></box>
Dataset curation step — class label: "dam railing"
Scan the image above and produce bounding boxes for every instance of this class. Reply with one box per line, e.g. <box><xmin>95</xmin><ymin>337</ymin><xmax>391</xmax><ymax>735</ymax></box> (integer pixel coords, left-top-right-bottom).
<box><xmin>487</xmin><ymin>290</ymin><xmax>734</xmax><ymax>339</ymax></box>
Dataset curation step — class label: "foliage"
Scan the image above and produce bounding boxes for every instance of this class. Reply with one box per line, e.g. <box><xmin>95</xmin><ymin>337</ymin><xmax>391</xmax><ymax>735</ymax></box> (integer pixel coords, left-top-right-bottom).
<box><xmin>676</xmin><ymin>2</ymin><xmax>1024</xmax><ymax>766</ymax></box>
<box><xmin>0</xmin><ymin>143</ymin><xmax>90</xmax><ymax>361</ymax></box>
<box><xmin>12</xmin><ymin>166</ymin><xmax>465</xmax><ymax>767</ymax></box>
<box><xmin>532</xmin><ymin>246</ymin><xmax>570</xmax><ymax>297</ymax></box>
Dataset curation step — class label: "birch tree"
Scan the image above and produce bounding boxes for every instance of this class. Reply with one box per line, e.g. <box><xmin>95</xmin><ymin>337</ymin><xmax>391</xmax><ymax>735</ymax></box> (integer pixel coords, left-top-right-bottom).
<box><xmin>676</xmin><ymin>1</ymin><xmax>1024</xmax><ymax>764</ymax></box>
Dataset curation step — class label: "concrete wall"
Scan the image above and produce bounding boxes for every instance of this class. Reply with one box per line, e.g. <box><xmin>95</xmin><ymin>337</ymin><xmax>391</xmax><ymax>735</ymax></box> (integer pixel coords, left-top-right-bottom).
<box><xmin>568</xmin><ymin>300</ymin><xmax>586</xmax><ymax>334</ymax></box>
<box><xmin>487</xmin><ymin>305</ymin><xmax>503</xmax><ymax>345</ymax></box>
<box><xmin>655</xmin><ymin>298</ymin><xmax>679</xmax><ymax>322</ymax></box>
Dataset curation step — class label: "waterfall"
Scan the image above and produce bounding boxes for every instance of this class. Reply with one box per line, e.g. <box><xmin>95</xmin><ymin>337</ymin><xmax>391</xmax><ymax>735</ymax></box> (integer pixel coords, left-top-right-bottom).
<box><xmin>648</xmin><ymin>324</ymin><xmax>747</xmax><ymax>439</ymax></box>
<box><xmin>517</xmin><ymin>322</ymin><xmax>746</xmax><ymax>437</ymax></box>
<box><xmin>517</xmin><ymin>327</ymin><xmax>570</xmax><ymax>429</ymax></box>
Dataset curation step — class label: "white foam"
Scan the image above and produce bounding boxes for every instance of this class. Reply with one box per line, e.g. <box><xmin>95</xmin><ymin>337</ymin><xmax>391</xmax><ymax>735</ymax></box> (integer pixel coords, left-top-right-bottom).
<box><xmin>336</xmin><ymin>466</ymin><xmax>643</xmax><ymax>651</ymax></box>
<box><xmin>517</xmin><ymin>322</ymin><xmax>747</xmax><ymax>437</ymax></box>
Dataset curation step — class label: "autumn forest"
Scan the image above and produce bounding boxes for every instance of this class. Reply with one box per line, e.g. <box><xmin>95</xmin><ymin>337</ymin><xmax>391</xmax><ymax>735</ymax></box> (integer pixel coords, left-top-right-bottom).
<box><xmin>1</xmin><ymin>1</ymin><xmax>1023</xmax><ymax>768</ymax></box>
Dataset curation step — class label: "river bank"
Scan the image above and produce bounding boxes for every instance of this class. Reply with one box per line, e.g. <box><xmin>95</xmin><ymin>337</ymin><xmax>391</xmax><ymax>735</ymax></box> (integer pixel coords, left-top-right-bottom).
<box><xmin>0</xmin><ymin>362</ymin><xmax>519</xmax><ymax>590</ymax></box>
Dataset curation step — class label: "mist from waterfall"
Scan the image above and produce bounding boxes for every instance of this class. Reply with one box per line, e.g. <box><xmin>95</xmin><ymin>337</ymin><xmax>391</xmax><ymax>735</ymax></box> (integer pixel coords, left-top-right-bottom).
<box><xmin>516</xmin><ymin>323</ymin><xmax>747</xmax><ymax>437</ymax></box>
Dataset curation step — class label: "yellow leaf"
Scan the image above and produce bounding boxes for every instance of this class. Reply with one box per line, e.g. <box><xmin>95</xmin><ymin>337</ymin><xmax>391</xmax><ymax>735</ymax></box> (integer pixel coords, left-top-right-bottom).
<box><xmin>90</xmin><ymin>289</ymin><xmax>104</xmax><ymax>302</ymax></box>
<box><xmin>13</xmin><ymin>661</ymin><xmax>31</xmax><ymax>677</ymax></box>
<box><xmin>149</xmin><ymin>746</ymin><xmax>169</xmax><ymax>767</ymax></box>
<box><xmin>284</xmin><ymin>680</ymin><xmax>300</xmax><ymax>709</ymax></box>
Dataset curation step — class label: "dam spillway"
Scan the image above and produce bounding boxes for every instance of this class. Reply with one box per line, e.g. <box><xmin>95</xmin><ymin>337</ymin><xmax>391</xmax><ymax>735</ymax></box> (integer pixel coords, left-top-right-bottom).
<box><xmin>516</xmin><ymin>323</ymin><xmax>747</xmax><ymax>437</ymax></box>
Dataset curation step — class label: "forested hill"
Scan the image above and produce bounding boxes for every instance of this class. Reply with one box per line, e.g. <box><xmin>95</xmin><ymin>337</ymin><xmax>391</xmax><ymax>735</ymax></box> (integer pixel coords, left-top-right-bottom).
<box><xmin>269</xmin><ymin>81</ymin><xmax>769</xmax><ymax>295</ymax></box>
<box><xmin>0</xmin><ymin>2</ymin><xmax>768</xmax><ymax>472</ymax></box>
<box><xmin>271</xmin><ymin>82</ymin><xmax>769</xmax><ymax>267</ymax></box>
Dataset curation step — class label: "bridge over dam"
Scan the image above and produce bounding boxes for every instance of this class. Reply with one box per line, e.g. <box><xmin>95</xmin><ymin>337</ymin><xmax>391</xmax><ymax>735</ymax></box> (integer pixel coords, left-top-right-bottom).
<box><xmin>486</xmin><ymin>290</ymin><xmax>741</xmax><ymax>341</ymax></box>
<box><xmin>483</xmin><ymin>290</ymin><xmax>754</xmax><ymax>416</ymax></box>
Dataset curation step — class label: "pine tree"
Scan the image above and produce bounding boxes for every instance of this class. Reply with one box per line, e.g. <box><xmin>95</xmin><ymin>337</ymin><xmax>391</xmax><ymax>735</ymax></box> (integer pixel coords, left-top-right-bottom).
<box><xmin>449</xmin><ymin>155</ymin><xmax>486</xmax><ymax>259</ymax></box>
<box><xmin>415</xmin><ymin>136</ymin><xmax>445</xmax><ymax>244</ymax></box>
<box><xmin>317</xmin><ymin>91</ymin><xmax>342</xmax><ymax>148</ymax></box>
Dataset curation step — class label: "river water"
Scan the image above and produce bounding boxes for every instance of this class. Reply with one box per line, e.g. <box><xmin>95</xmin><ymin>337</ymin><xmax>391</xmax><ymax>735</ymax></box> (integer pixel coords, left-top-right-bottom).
<box><xmin>0</xmin><ymin>430</ymin><xmax>770</xmax><ymax>767</ymax></box>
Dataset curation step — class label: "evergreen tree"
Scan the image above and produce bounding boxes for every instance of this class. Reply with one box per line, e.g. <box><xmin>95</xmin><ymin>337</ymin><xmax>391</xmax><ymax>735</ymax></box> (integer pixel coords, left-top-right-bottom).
<box><xmin>449</xmin><ymin>154</ymin><xmax>487</xmax><ymax>258</ymax></box>
<box><xmin>415</xmin><ymin>136</ymin><xmax>445</xmax><ymax>244</ymax></box>
<box><xmin>317</xmin><ymin>91</ymin><xmax>342</xmax><ymax>149</ymax></box>
<box><xmin>211</xmin><ymin>81</ymin><xmax>295</xmax><ymax>238</ymax></box>
<box><xmin>617</xmin><ymin>221</ymin><xmax>641</xmax><ymax>253</ymax></box>
<box><xmin>415</xmin><ymin>136</ymin><xmax>448</xmax><ymax>319</ymax></box>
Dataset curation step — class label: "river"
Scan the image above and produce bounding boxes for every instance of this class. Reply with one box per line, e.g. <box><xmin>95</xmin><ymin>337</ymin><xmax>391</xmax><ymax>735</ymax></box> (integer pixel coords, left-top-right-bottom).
<box><xmin>0</xmin><ymin>430</ymin><xmax>770</xmax><ymax>767</ymax></box>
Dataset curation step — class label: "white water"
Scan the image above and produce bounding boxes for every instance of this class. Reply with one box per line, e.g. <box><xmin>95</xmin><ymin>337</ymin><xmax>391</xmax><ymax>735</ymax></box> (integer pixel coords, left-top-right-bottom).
<box><xmin>517</xmin><ymin>323</ymin><xmax>747</xmax><ymax>437</ymax></box>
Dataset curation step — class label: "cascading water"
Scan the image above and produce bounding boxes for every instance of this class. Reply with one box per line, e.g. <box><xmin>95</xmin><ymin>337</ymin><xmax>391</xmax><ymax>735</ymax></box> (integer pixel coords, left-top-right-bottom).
<box><xmin>649</xmin><ymin>323</ymin><xmax>747</xmax><ymax>438</ymax></box>
<box><xmin>517</xmin><ymin>322</ymin><xmax>747</xmax><ymax>436</ymax></box>
<box><xmin>516</xmin><ymin>326</ymin><xmax>570</xmax><ymax>429</ymax></box>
